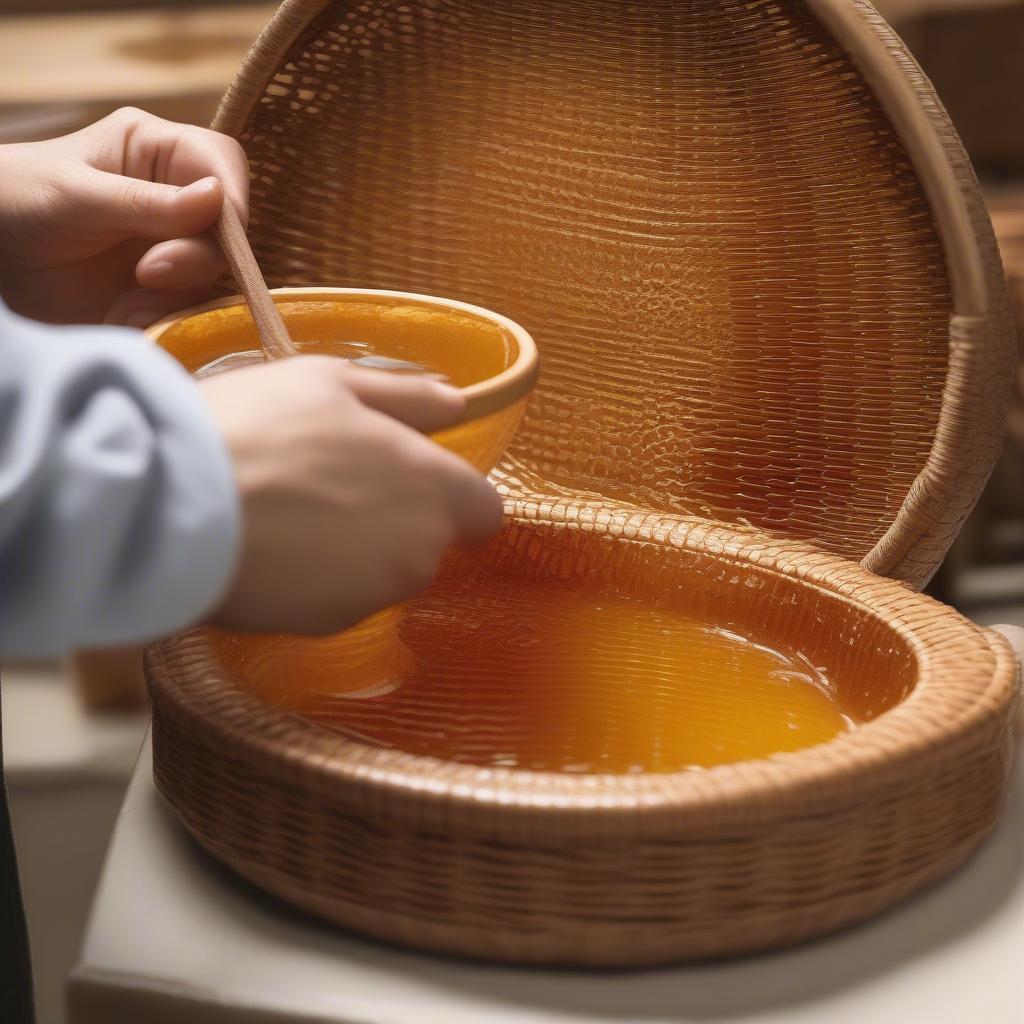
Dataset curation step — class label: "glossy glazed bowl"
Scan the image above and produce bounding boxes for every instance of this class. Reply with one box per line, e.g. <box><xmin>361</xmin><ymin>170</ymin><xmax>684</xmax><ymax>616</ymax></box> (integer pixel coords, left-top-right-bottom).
<box><xmin>148</xmin><ymin>287</ymin><xmax>538</xmax><ymax>473</ymax></box>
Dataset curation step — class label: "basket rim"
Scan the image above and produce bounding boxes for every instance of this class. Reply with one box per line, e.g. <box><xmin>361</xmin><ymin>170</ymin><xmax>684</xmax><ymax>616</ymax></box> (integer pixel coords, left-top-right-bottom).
<box><xmin>146</xmin><ymin>287</ymin><xmax>540</xmax><ymax>422</ymax></box>
<box><xmin>147</xmin><ymin>514</ymin><xmax>1019</xmax><ymax>839</ymax></box>
<box><xmin>209</xmin><ymin>0</ymin><xmax>1014</xmax><ymax>588</ymax></box>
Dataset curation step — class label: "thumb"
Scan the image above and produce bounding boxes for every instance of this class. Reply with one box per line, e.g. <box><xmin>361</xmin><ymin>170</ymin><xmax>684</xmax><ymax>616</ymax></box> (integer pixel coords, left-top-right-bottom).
<box><xmin>78</xmin><ymin>170</ymin><xmax>224</xmax><ymax>242</ymax></box>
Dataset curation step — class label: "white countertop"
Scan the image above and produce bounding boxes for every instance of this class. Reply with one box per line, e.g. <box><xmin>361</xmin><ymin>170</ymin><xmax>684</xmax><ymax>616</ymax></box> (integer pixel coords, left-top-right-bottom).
<box><xmin>70</xmin><ymin>736</ymin><xmax>1024</xmax><ymax>1024</ymax></box>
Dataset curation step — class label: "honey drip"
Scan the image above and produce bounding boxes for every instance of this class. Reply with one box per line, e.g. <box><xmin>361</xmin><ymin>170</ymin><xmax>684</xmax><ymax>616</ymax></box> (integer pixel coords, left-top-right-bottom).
<box><xmin>214</xmin><ymin>578</ymin><xmax>855</xmax><ymax>774</ymax></box>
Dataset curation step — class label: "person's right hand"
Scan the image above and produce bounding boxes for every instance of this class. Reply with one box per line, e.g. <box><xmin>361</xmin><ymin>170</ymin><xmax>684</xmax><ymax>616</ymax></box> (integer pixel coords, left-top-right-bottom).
<box><xmin>198</xmin><ymin>357</ymin><xmax>503</xmax><ymax>634</ymax></box>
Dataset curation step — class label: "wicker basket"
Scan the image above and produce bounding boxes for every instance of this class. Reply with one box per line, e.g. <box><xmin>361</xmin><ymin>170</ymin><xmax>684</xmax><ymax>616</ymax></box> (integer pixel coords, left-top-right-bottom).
<box><xmin>148</xmin><ymin>0</ymin><xmax>1021</xmax><ymax>966</ymax></box>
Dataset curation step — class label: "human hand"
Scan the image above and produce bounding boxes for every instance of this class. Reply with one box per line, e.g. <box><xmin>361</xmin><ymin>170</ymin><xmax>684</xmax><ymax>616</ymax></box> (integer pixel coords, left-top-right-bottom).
<box><xmin>0</xmin><ymin>107</ymin><xmax>247</xmax><ymax>327</ymax></box>
<box><xmin>199</xmin><ymin>357</ymin><xmax>504</xmax><ymax>634</ymax></box>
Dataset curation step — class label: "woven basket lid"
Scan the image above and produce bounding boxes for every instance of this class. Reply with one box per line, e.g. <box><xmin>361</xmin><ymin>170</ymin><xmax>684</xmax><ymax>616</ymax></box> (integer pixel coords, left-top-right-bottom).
<box><xmin>212</xmin><ymin>0</ymin><xmax>1014</xmax><ymax>589</ymax></box>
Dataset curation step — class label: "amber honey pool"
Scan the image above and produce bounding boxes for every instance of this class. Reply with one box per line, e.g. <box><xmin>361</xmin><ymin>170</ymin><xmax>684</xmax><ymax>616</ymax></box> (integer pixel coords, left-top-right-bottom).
<box><xmin>207</xmin><ymin>520</ymin><xmax>914</xmax><ymax>774</ymax></box>
<box><xmin>212</xmin><ymin>576</ymin><xmax>866</xmax><ymax>773</ymax></box>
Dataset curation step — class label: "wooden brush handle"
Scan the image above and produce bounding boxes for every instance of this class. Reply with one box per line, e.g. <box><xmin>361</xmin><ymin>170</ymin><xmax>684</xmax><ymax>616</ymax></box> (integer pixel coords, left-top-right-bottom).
<box><xmin>215</xmin><ymin>197</ymin><xmax>297</xmax><ymax>359</ymax></box>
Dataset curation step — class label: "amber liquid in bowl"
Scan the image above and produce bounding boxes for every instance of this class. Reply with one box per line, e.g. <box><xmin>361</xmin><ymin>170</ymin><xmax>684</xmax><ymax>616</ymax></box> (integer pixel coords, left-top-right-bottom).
<box><xmin>166</xmin><ymin>295</ymin><xmax>529</xmax><ymax>474</ymax></box>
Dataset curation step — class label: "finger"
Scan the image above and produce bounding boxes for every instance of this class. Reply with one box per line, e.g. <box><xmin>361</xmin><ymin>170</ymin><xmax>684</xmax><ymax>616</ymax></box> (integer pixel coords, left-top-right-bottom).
<box><xmin>440</xmin><ymin>458</ymin><xmax>505</xmax><ymax>547</ymax></box>
<box><xmin>404</xmin><ymin>434</ymin><xmax>504</xmax><ymax>547</ymax></box>
<box><xmin>77</xmin><ymin>169</ymin><xmax>224</xmax><ymax>242</ymax></box>
<box><xmin>336</xmin><ymin>364</ymin><xmax>467</xmax><ymax>434</ymax></box>
<box><xmin>136</xmin><ymin>235</ymin><xmax>226</xmax><ymax>290</ymax></box>
<box><xmin>383</xmin><ymin>422</ymin><xmax>503</xmax><ymax>547</ymax></box>
<box><xmin>161</xmin><ymin>128</ymin><xmax>250</xmax><ymax>229</ymax></box>
<box><xmin>104</xmin><ymin>286</ymin><xmax>211</xmax><ymax>329</ymax></box>
<box><xmin>86</xmin><ymin>109</ymin><xmax>250</xmax><ymax>228</ymax></box>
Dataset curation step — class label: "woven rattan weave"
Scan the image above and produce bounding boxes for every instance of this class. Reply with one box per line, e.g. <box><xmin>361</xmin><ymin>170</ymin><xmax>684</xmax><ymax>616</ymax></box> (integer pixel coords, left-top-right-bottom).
<box><xmin>148</xmin><ymin>0</ymin><xmax>1020</xmax><ymax>965</ymax></box>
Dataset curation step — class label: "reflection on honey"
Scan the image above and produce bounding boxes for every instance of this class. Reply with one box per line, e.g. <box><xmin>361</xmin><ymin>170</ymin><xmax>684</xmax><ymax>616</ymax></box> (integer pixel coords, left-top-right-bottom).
<box><xmin>213</xmin><ymin>577</ymin><xmax>855</xmax><ymax>774</ymax></box>
<box><xmin>193</xmin><ymin>345</ymin><xmax>449</xmax><ymax>383</ymax></box>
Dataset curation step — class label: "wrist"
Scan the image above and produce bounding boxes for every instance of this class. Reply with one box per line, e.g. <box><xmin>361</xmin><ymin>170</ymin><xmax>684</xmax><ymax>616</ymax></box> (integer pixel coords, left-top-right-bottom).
<box><xmin>0</xmin><ymin>143</ymin><xmax>21</xmax><ymax>284</ymax></box>
<box><xmin>0</xmin><ymin>140</ymin><xmax>58</xmax><ymax>313</ymax></box>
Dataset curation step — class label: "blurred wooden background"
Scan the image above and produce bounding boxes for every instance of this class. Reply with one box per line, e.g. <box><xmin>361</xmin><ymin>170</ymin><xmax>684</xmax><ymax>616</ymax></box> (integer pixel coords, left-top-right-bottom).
<box><xmin>874</xmin><ymin>1</ymin><xmax>1024</xmax><ymax>605</ymax></box>
<box><xmin>0</xmin><ymin>3</ymin><xmax>274</xmax><ymax>143</ymax></box>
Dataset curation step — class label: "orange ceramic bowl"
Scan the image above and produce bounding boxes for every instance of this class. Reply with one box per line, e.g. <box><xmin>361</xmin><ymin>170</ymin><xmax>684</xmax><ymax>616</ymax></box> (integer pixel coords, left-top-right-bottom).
<box><xmin>147</xmin><ymin>287</ymin><xmax>539</xmax><ymax>699</ymax></box>
<box><xmin>146</xmin><ymin>287</ymin><xmax>538</xmax><ymax>472</ymax></box>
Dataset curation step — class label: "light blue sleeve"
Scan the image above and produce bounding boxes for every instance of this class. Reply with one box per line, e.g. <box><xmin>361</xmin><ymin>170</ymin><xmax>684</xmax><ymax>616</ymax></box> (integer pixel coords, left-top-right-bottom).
<box><xmin>0</xmin><ymin>300</ymin><xmax>240</xmax><ymax>658</ymax></box>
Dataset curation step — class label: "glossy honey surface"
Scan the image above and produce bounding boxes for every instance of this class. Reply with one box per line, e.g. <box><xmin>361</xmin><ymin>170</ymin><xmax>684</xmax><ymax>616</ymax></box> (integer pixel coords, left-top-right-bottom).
<box><xmin>158</xmin><ymin>295</ymin><xmax>515</xmax><ymax>387</ymax></box>
<box><xmin>212</xmin><ymin>574</ymin><xmax>862</xmax><ymax>774</ymax></box>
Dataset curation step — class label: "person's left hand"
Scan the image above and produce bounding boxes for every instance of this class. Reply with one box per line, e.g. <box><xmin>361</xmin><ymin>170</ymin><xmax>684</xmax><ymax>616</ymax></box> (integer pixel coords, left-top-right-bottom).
<box><xmin>0</xmin><ymin>107</ymin><xmax>249</xmax><ymax>327</ymax></box>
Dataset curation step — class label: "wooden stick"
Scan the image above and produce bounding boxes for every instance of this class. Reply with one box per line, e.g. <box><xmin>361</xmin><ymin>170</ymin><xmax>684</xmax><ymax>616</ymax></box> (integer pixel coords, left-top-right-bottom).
<box><xmin>215</xmin><ymin>196</ymin><xmax>297</xmax><ymax>359</ymax></box>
